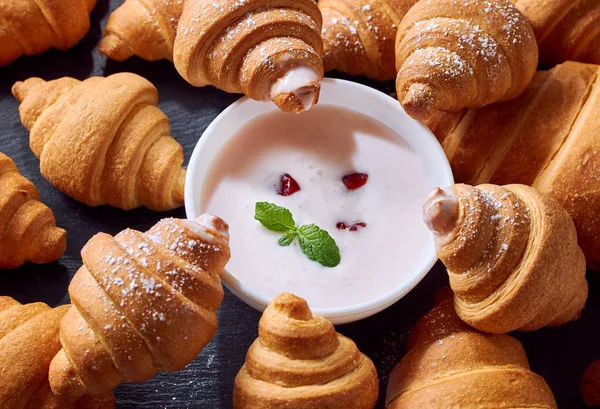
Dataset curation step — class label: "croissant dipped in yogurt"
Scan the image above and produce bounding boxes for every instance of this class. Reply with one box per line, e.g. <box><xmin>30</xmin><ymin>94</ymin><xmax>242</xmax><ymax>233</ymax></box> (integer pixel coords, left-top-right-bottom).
<box><xmin>174</xmin><ymin>0</ymin><xmax>324</xmax><ymax>113</ymax></box>
<box><xmin>0</xmin><ymin>152</ymin><xmax>66</xmax><ymax>269</ymax></box>
<box><xmin>48</xmin><ymin>215</ymin><xmax>230</xmax><ymax>402</ymax></box>
<box><xmin>423</xmin><ymin>183</ymin><xmax>588</xmax><ymax>333</ymax></box>
<box><xmin>234</xmin><ymin>293</ymin><xmax>379</xmax><ymax>409</ymax></box>
<box><xmin>395</xmin><ymin>0</ymin><xmax>538</xmax><ymax>120</ymax></box>
<box><xmin>386</xmin><ymin>289</ymin><xmax>558</xmax><ymax>408</ymax></box>
<box><xmin>12</xmin><ymin>74</ymin><xmax>186</xmax><ymax>211</ymax></box>
<box><xmin>0</xmin><ymin>297</ymin><xmax>115</xmax><ymax>409</ymax></box>
<box><xmin>320</xmin><ymin>0</ymin><xmax>418</xmax><ymax>81</ymax></box>
<box><xmin>99</xmin><ymin>0</ymin><xmax>184</xmax><ymax>61</ymax></box>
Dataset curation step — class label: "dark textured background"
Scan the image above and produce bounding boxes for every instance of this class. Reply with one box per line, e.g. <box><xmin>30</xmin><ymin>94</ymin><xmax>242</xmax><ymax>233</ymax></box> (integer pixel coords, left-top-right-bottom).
<box><xmin>0</xmin><ymin>1</ymin><xmax>598</xmax><ymax>408</ymax></box>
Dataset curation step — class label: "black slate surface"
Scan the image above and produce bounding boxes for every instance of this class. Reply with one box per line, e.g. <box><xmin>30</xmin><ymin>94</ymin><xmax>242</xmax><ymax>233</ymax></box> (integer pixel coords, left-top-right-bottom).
<box><xmin>0</xmin><ymin>2</ymin><xmax>598</xmax><ymax>408</ymax></box>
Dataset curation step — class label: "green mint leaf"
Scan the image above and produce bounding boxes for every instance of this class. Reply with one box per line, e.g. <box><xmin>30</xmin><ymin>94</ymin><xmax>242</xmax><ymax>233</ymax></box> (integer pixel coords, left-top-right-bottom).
<box><xmin>278</xmin><ymin>231</ymin><xmax>297</xmax><ymax>247</ymax></box>
<box><xmin>297</xmin><ymin>224</ymin><xmax>341</xmax><ymax>267</ymax></box>
<box><xmin>254</xmin><ymin>202</ymin><xmax>296</xmax><ymax>232</ymax></box>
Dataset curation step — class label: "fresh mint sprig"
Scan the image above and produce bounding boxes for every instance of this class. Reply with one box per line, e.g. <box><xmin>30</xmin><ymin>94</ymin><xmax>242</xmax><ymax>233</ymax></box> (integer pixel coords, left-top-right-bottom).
<box><xmin>254</xmin><ymin>202</ymin><xmax>341</xmax><ymax>267</ymax></box>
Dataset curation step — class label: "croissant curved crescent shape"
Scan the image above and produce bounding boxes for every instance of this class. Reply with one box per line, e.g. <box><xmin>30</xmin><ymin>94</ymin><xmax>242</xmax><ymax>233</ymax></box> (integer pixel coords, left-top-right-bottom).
<box><xmin>0</xmin><ymin>152</ymin><xmax>66</xmax><ymax>269</ymax></box>
<box><xmin>47</xmin><ymin>215</ymin><xmax>230</xmax><ymax>402</ymax></box>
<box><xmin>386</xmin><ymin>289</ymin><xmax>558</xmax><ymax>408</ymax></box>
<box><xmin>99</xmin><ymin>0</ymin><xmax>184</xmax><ymax>62</ymax></box>
<box><xmin>0</xmin><ymin>297</ymin><xmax>115</xmax><ymax>409</ymax></box>
<box><xmin>0</xmin><ymin>0</ymin><xmax>97</xmax><ymax>66</ymax></box>
<box><xmin>234</xmin><ymin>293</ymin><xmax>379</xmax><ymax>409</ymax></box>
<box><xmin>12</xmin><ymin>73</ymin><xmax>186</xmax><ymax>211</ymax></box>
<box><xmin>512</xmin><ymin>0</ymin><xmax>600</xmax><ymax>66</ymax></box>
<box><xmin>423</xmin><ymin>184</ymin><xmax>588</xmax><ymax>333</ymax></box>
<box><xmin>174</xmin><ymin>0</ymin><xmax>324</xmax><ymax>113</ymax></box>
<box><xmin>395</xmin><ymin>0</ymin><xmax>538</xmax><ymax>120</ymax></box>
<box><xmin>319</xmin><ymin>0</ymin><xmax>418</xmax><ymax>81</ymax></box>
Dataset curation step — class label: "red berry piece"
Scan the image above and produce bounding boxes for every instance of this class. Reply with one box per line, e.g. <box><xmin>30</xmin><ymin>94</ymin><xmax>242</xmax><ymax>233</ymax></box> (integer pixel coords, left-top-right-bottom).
<box><xmin>337</xmin><ymin>221</ymin><xmax>367</xmax><ymax>232</ymax></box>
<box><xmin>278</xmin><ymin>174</ymin><xmax>301</xmax><ymax>196</ymax></box>
<box><xmin>342</xmin><ymin>173</ymin><xmax>368</xmax><ymax>190</ymax></box>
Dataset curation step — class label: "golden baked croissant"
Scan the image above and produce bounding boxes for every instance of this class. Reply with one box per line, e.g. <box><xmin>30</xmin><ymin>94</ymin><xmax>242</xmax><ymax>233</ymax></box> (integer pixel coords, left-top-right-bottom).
<box><xmin>512</xmin><ymin>0</ymin><xmax>600</xmax><ymax>66</ymax></box>
<box><xmin>386</xmin><ymin>289</ymin><xmax>558</xmax><ymax>408</ymax></box>
<box><xmin>0</xmin><ymin>297</ymin><xmax>115</xmax><ymax>409</ymax></box>
<box><xmin>0</xmin><ymin>152</ymin><xmax>66</xmax><ymax>269</ymax></box>
<box><xmin>319</xmin><ymin>0</ymin><xmax>418</xmax><ymax>81</ymax></box>
<box><xmin>0</xmin><ymin>0</ymin><xmax>97</xmax><ymax>66</ymax></box>
<box><xmin>12</xmin><ymin>73</ymin><xmax>186</xmax><ymax>211</ymax></box>
<box><xmin>48</xmin><ymin>215</ymin><xmax>230</xmax><ymax>402</ymax></box>
<box><xmin>173</xmin><ymin>0</ymin><xmax>324</xmax><ymax>113</ymax></box>
<box><xmin>395</xmin><ymin>0</ymin><xmax>538</xmax><ymax>120</ymax></box>
<box><xmin>582</xmin><ymin>360</ymin><xmax>600</xmax><ymax>406</ymax></box>
<box><xmin>99</xmin><ymin>0</ymin><xmax>184</xmax><ymax>61</ymax></box>
<box><xmin>423</xmin><ymin>183</ymin><xmax>588</xmax><ymax>333</ymax></box>
<box><xmin>427</xmin><ymin>61</ymin><xmax>600</xmax><ymax>270</ymax></box>
<box><xmin>234</xmin><ymin>293</ymin><xmax>379</xmax><ymax>409</ymax></box>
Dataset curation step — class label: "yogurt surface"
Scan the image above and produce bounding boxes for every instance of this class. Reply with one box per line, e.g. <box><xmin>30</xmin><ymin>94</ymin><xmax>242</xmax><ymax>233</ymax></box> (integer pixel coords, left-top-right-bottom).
<box><xmin>201</xmin><ymin>105</ymin><xmax>433</xmax><ymax>309</ymax></box>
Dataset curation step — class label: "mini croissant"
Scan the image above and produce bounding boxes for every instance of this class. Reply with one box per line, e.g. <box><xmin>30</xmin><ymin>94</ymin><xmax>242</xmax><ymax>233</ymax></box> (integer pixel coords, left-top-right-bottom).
<box><xmin>512</xmin><ymin>0</ymin><xmax>600</xmax><ymax>66</ymax></box>
<box><xmin>395</xmin><ymin>0</ymin><xmax>538</xmax><ymax>120</ymax></box>
<box><xmin>174</xmin><ymin>0</ymin><xmax>324</xmax><ymax>113</ymax></box>
<box><xmin>320</xmin><ymin>0</ymin><xmax>418</xmax><ymax>81</ymax></box>
<box><xmin>386</xmin><ymin>289</ymin><xmax>558</xmax><ymax>408</ymax></box>
<box><xmin>48</xmin><ymin>215</ymin><xmax>230</xmax><ymax>402</ymax></box>
<box><xmin>0</xmin><ymin>0</ymin><xmax>97</xmax><ymax>66</ymax></box>
<box><xmin>423</xmin><ymin>184</ymin><xmax>588</xmax><ymax>333</ymax></box>
<box><xmin>99</xmin><ymin>0</ymin><xmax>184</xmax><ymax>61</ymax></box>
<box><xmin>12</xmin><ymin>74</ymin><xmax>186</xmax><ymax>211</ymax></box>
<box><xmin>0</xmin><ymin>152</ymin><xmax>66</xmax><ymax>269</ymax></box>
<box><xmin>0</xmin><ymin>297</ymin><xmax>115</xmax><ymax>409</ymax></box>
<box><xmin>234</xmin><ymin>293</ymin><xmax>379</xmax><ymax>409</ymax></box>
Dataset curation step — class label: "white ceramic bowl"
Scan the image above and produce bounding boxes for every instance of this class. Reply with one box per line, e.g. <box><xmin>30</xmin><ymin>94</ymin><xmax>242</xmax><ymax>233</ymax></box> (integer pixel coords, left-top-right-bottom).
<box><xmin>185</xmin><ymin>78</ymin><xmax>454</xmax><ymax>324</ymax></box>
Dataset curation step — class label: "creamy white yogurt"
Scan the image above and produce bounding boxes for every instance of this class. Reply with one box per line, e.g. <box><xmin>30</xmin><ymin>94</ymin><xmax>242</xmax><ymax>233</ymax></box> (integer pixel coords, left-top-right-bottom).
<box><xmin>269</xmin><ymin>65</ymin><xmax>320</xmax><ymax>111</ymax></box>
<box><xmin>200</xmin><ymin>105</ymin><xmax>433</xmax><ymax>309</ymax></box>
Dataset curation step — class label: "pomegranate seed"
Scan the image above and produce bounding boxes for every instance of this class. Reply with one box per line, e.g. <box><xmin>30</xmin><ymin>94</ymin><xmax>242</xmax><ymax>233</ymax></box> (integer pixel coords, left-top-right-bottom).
<box><xmin>337</xmin><ymin>221</ymin><xmax>367</xmax><ymax>231</ymax></box>
<box><xmin>278</xmin><ymin>174</ymin><xmax>301</xmax><ymax>196</ymax></box>
<box><xmin>342</xmin><ymin>173</ymin><xmax>368</xmax><ymax>190</ymax></box>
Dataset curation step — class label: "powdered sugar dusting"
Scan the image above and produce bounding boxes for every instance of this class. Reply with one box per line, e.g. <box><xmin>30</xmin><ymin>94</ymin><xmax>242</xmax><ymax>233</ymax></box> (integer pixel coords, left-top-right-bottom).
<box><xmin>437</xmin><ymin>186</ymin><xmax>531</xmax><ymax>296</ymax></box>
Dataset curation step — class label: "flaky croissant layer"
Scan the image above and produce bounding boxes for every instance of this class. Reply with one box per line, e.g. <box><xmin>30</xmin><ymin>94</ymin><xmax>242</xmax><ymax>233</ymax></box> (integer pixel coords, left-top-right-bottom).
<box><xmin>234</xmin><ymin>293</ymin><xmax>379</xmax><ymax>409</ymax></box>
<box><xmin>12</xmin><ymin>73</ymin><xmax>186</xmax><ymax>211</ymax></box>
<box><xmin>423</xmin><ymin>184</ymin><xmax>588</xmax><ymax>333</ymax></box>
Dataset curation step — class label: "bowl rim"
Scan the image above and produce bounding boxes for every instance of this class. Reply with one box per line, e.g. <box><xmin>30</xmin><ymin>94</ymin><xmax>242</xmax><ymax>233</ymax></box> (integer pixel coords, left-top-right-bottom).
<box><xmin>185</xmin><ymin>77</ymin><xmax>454</xmax><ymax>323</ymax></box>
